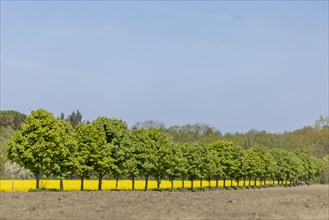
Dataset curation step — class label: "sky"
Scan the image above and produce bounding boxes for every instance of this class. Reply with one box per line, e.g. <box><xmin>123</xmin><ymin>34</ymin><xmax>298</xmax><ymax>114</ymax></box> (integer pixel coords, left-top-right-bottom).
<box><xmin>1</xmin><ymin>1</ymin><xmax>328</xmax><ymax>133</ymax></box>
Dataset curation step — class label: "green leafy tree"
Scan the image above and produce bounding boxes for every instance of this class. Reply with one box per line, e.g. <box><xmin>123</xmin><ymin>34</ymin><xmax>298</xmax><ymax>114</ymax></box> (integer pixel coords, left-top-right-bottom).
<box><xmin>293</xmin><ymin>149</ymin><xmax>316</xmax><ymax>183</ymax></box>
<box><xmin>285</xmin><ymin>151</ymin><xmax>304</xmax><ymax>183</ymax></box>
<box><xmin>49</xmin><ymin>119</ymin><xmax>76</xmax><ymax>190</ymax></box>
<box><xmin>122</xmin><ymin>130</ymin><xmax>140</xmax><ymax>190</ymax></box>
<box><xmin>72</xmin><ymin>123</ymin><xmax>110</xmax><ymax>190</ymax></box>
<box><xmin>243</xmin><ymin>146</ymin><xmax>276</xmax><ymax>186</ymax></box>
<box><xmin>262</xmin><ymin>149</ymin><xmax>277</xmax><ymax>185</ymax></box>
<box><xmin>208</xmin><ymin>140</ymin><xmax>244</xmax><ymax>187</ymax></box>
<box><xmin>7</xmin><ymin>109</ymin><xmax>67</xmax><ymax>189</ymax></box>
<box><xmin>93</xmin><ymin>117</ymin><xmax>130</xmax><ymax>189</ymax></box>
<box><xmin>243</xmin><ymin>147</ymin><xmax>264</xmax><ymax>186</ymax></box>
<box><xmin>131</xmin><ymin>128</ymin><xmax>156</xmax><ymax>190</ymax></box>
<box><xmin>131</xmin><ymin>128</ymin><xmax>170</xmax><ymax>190</ymax></box>
<box><xmin>202</xmin><ymin>144</ymin><xmax>220</xmax><ymax>187</ymax></box>
<box><xmin>150</xmin><ymin>130</ymin><xmax>171</xmax><ymax>189</ymax></box>
<box><xmin>165</xmin><ymin>143</ymin><xmax>188</xmax><ymax>188</ymax></box>
<box><xmin>181</xmin><ymin>143</ymin><xmax>203</xmax><ymax>189</ymax></box>
<box><xmin>270</xmin><ymin>148</ymin><xmax>294</xmax><ymax>184</ymax></box>
<box><xmin>207</xmin><ymin>143</ymin><xmax>225</xmax><ymax>188</ymax></box>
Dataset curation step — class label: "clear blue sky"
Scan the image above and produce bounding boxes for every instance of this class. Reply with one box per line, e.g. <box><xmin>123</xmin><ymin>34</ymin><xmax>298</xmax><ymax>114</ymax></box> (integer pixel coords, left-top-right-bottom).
<box><xmin>1</xmin><ymin>1</ymin><xmax>328</xmax><ymax>133</ymax></box>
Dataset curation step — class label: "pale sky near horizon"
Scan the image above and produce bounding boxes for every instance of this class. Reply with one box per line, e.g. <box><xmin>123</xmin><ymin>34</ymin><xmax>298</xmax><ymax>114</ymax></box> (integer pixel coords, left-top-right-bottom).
<box><xmin>1</xmin><ymin>1</ymin><xmax>328</xmax><ymax>133</ymax></box>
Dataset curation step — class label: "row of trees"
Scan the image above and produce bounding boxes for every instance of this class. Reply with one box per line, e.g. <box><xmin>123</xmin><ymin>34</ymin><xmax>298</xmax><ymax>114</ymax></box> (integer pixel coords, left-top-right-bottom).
<box><xmin>7</xmin><ymin>109</ymin><xmax>326</xmax><ymax>191</ymax></box>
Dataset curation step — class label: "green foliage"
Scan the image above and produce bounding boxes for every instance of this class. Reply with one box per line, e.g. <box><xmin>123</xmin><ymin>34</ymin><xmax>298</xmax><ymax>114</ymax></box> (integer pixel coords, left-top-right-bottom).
<box><xmin>285</xmin><ymin>151</ymin><xmax>304</xmax><ymax>182</ymax></box>
<box><xmin>208</xmin><ymin>140</ymin><xmax>244</xmax><ymax>180</ymax></box>
<box><xmin>132</xmin><ymin>128</ymin><xmax>171</xmax><ymax>180</ymax></box>
<box><xmin>181</xmin><ymin>143</ymin><xmax>203</xmax><ymax>181</ymax></box>
<box><xmin>7</xmin><ymin>109</ymin><xmax>69</xmax><ymax>182</ymax></box>
<box><xmin>270</xmin><ymin>148</ymin><xmax>290</xmax><ymax>181</ymax></box>
<box><xmin>165</xmin><ymin>143</ymin><xmax>188</xmax><ymax>181</ymax></box>
<box><xmin>293</xmin><ymin>149</ymin><xmax>317</xmax><ymax>182</ymax></box>
<box><xmin>202</xmin><ymin>144</ymin><xmax>219</xmax><ymax>181</ymax></box>
<box><xmin>72</xmin><ymin>123</ymin><xmax>109</xmax><ymax>180</ymax></box>
<box><xmin>244</xmin><ymin>147</ymin><xmax>265</xmax><ymax>179</ymax></box>
<box><xmin>51</xmin><ymin>120</ymin><xmax>76</xmax><ymax>180</ymax></box>
<box><xmin>243</xmin><ymin>146</ymin><xmax>276</xmax><ymax>180</ymax></box>
<box><xmin>93</xmin><ymin>117</ymin><xmax>130</xmax><ymax>179</ymax></box>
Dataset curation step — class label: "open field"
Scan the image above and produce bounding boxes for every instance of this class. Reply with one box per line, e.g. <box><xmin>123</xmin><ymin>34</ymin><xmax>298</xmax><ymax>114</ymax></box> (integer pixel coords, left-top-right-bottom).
<box><xmin>1</xmin><ymin>185</ymin><xmax>328</xmax><ymax>219</ymax></box>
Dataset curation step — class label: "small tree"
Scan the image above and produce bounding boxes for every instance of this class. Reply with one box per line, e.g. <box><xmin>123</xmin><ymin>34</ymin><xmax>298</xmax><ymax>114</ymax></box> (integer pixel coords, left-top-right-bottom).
<box><xmin>165</xmin><ymin>143</ymin><xmax>188</xmax><ymax>189</ymax></box>
<box><xmin>270</xmin><ymin>148</ymin><xmax>291</xmax><ymax>184</ymax></box>
<box><xmin>93</xmin><ymin>117</ymin><xmax>130</xmax><ymax>189</ymax></box>
<box><xmin>202</xmin><ymin>145</ymin><xmax>220</xmax><ymax>187</ymax></box>
<box><xmin>131</xmin><ymin>128</ymin><xmax>170</xmax><ymax>190</ymax></box>
<box><xmin>7</xmin><ymin>109</ymin><xmax>67</xmax><ymax>189</ymax></box>
<box><xmin>207</xmin><ymin>143</ymin><xmax>225</xmax><ymax>188</ymax></box>
<box><xmin>49</xmin><ymin>119</ymin><xmax>76</xmax><ymax>190</ymax></box>
<box><xmin>208</xmin><ymin>140</ymin><xmax>244</xmax><ymax>187</ymax></box>
<box><xmin>182</xmin><ymin>143</ymin><xmax>203</xmax><ymax>189</ymax></box>
<box><xmin>72</xmin><ymin>123</ymin><xmax>109</xmax><ymax>190</ymax></box>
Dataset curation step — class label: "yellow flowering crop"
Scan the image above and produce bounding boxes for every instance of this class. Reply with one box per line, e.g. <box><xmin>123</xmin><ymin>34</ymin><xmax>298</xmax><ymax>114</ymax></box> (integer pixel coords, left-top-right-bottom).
<box><xmin>0</xmin><ymin>179</ymin><xmax>283</xmax><ymax>192</ymax></box>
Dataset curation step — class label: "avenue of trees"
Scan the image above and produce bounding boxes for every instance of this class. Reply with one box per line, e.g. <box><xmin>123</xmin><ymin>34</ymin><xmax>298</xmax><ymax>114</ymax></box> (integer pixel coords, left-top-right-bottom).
<box><xmin>4</xmin><ymin>109</ymin><xmax>327</xmax><ymax>190</ymax></box>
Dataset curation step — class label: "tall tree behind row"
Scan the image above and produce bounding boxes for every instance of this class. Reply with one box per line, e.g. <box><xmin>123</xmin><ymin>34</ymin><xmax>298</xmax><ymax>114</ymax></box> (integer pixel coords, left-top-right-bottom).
<box><xmin>67</xmin><ymin>110</ymin><xmax>82</xmax><ymax>129</ymax></box>
<box><xmin>58</xmin><ymin>110</ymin><xmax>88</xmax><ymax>129</ymax></box>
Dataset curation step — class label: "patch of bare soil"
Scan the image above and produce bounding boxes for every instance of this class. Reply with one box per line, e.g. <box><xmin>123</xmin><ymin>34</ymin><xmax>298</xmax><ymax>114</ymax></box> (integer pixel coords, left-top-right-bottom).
<box><xmin>1</xmin><ymin>185</ymin><xmax>328</xmax><ymax>220</ymax></box>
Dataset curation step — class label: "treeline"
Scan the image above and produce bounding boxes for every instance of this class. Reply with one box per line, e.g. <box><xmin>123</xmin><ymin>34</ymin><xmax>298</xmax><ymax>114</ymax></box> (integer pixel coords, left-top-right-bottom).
<box><xmin>0</xmin><ymin>111</ymin><xmax>26</xmax><ymax>130</ymax></box>
<box><xmin>6</xmin><ymin>109</ymin><xmax>327</xmax><ymax>191</ymax></box>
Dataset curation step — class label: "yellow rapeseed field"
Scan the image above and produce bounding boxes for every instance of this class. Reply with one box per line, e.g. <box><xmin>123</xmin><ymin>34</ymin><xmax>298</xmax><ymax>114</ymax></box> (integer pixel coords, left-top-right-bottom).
<box><xmin>0</xmin><ymin>179</ymin><xmax>279</xmax><ymax>192</ymax></box>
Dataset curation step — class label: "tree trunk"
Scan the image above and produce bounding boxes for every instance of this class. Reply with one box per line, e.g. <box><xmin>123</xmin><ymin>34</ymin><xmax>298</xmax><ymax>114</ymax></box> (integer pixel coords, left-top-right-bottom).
<box><xmin>171</xmin><ymin>179</ymin><xmax>174</xmax><ymax>189</ymax></box>
<box><xmin>116</xmin><ymin>176</ymin><xmax>119</xmax><ymax>190</ymax></box>
<box><xmin>216</xmin><ymin>177</ymin><xmax>219</xmax><ymax>188</ymax></box>
<box><xmin>200</xmin><ymin>179</ymin><xmax>202</xmax><ymax>188</ymax></box>
<box><xmin>81</xmin><ymin>177</ymin><xmax>84</xmax><ymax>191</ymax></box>
<box><xmin>182</xmin><ymin>178</ymin><xmax>185</xmax><ymax>189</ymax></box>
<box><xmin>254</xmin><ymin>178</ymin><xmax>257</xmax><ymax>186</ymax></box>
<box><xmin>12</xmin><ymin>177</ymin><xmax>14</xmax><ymax>192</ymax></box>
<box><xmin>237</xmin><ymin>179</ymin><xmax>240</xmax><ymax>187</ymax></box>
<box><xmin>243</xmin><ymin>179</ymin><xmax>246</xmax><ymax>187</ymax></box>
<box><xmin>157</xmin><ymin>178</ymin><xmax>160</xmax><ymax>190</ymax></box>
<box><xmin>98</xmin><ymin>175</ymin><xmax>103</xmax><ymax>191</ymax></box>
<box><xmin>248</xmin><ymin>177</ymin><xmax>251</xmax><ymax>187</ymax></box>
<box><xmin>35</xmin><ymin>172</ymin><xmax>41</xmax><ymax>189</ymax></box>
<box><xmin>132</xmin><ymin>175</ymin><xmax>135</xmax><ymax>191</ymax></box>
<box><xmin>191</xmin><ymin>179</ymin><xmax>194</xmax><ymax>189</ymax></box>
<box><xmin>264</xmin><ymin>178</ymin><xmax>267</xmax><ymax>186</ymax></box>
<box><xmin>223</xmin><ymin>177</ymin><xmax>226</xmax><ymax>187</ymax></box>
<box><xmin>208</xmin><ymin>179</ymin><xmax>211</xmax><ymax>188</ymax></box>
<box><xmin>145</xmin><ymin>176</ymin><xmax>149</xmax><ymax>191</ymax></box>
<box><xmin>230</xmin><ymin>178</ymin><xmax>233</xmax><ymax>187</ymax></box>
<box><xmin>60</xmin><ymin>179</ymin><xmax>64</xmax><ymax>191</ymax></box>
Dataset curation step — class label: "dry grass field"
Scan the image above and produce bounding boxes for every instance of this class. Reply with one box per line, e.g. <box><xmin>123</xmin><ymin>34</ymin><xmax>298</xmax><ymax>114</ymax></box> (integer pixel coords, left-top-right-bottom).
<box><xmin>0</xmin><ymin>185</ymin><xmax>328</xmax><ymax>220</ymax></box>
